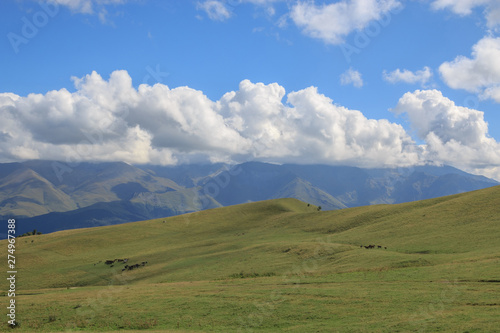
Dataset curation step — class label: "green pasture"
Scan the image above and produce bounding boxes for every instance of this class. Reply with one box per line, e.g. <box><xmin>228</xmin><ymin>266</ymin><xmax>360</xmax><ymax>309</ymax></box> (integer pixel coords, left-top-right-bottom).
<box><xmin>1</xmin><ymin>186</ymin><xmax>499</xmax><ymax>332</ymax></box>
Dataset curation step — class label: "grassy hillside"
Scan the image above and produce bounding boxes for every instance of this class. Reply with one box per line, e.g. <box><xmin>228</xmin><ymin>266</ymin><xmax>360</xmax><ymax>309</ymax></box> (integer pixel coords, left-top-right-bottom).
<box><xmin>1</xmin><ymin>186</ymin><xmax>500</xmax><ymax>332</ymax></box>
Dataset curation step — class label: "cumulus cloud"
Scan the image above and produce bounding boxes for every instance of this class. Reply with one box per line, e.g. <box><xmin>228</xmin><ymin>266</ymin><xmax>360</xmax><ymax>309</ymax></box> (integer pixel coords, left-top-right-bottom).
<box><xmin>383</xmin><ymin>67</ymin><xmax>433</xmax><ymax>86</ymax></box>
<box><xmin>439</xmin><ymin>36</ymin><xmax>500</xmax><ymax>101</ymax></box>
<box><xmin>0</xmin><ymin>70</ymin><xmax>422</xmax><ymax>168</ymax></box>
<box><xmin>431</xmin><ymin>0</ymin><xmax>500</xmax><ymax>28</ymax></box>
<box><xmin>290</xmin><ymin>0</ymin><xmax>401</xmax><ymax>44</ymax></box>
<box><xmin>3</xmin><ymin>70</ymin><xmax>500</xmax><ymax>179</ymax></box>
<box><xmin>340</xmin><ymin>68</ymin><xmax>364</xmax><ymax>88</ymax></box>
<box><xmin>218</xmin><ymin>80</ymin><xmax>419</xmax><ymax>166</ymax></box>
<box><xmin>197</xmin><ymin>1</ymin><xmax>232</xmax><ymax>21</ymax></box>
<box><xmin>393</xmin><ymin>89</ymin><xmax>500</xmax><ymax>172</ymax></box>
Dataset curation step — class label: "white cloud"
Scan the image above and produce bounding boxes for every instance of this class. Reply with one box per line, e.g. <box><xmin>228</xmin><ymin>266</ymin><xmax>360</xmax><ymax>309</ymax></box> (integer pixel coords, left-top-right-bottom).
<box><xmin>383</xmin><ymin>67</ymin><xmax>433</xmax><ymax>86</ymax></box>
<box><xmin>2</xmin><ymin>70</ymin><xmax>499</xmax><ymax>179</ymax></box>
<box><xmin>431</xmin><ymin>0</ymin><xmax>500</xmax><ymax>28</ymax></box>
<box><xmin>393</xmin><ymin>89</ymin><xmax>500</xmax><ymax>172</ymax></box>
<box><xmin>340</xmin><ymin>68</ymin><xmax>364</xmax><ymax>88</ymax></box>
<box><xmin>218</xmin><ymin>80</ymin><xmax>419</xmax><ymax>167</ymax></box>
<box><xmin>49</xmin><ymin>0</ymin><xmax>126</xmax><ymax>14</ymax></box>
<box><xmin>196</xmin><ymin>0</ymin><xmax>283</xmax><ymax>21</ymax></box>
<box><xmin>439</xmin><ymin>36</ymin><xmax>500</xmax><ymax>101</ymax></box>
<box><xmin>197</xmin><ymin>1</ymin><xmax>232</xmax><ymax>21</ymax></box>
<box><xmin>482</xmin><ymin>85</ymin><xmax>500</xmax><ymax>103</ymax></box>
<box><xmin>290</xmin><ymin>0</ymin><xmax>401</xmax><ymax>44</ymax></box>
<box><xmin>242</xmin><ymin>0</ymin><xmax>282</xmax><ymax>4</ymax></box>
<box><xmin>0</xmin><ymin>70</ymin><xmax>421</xmax><ymax>168</ymax></box>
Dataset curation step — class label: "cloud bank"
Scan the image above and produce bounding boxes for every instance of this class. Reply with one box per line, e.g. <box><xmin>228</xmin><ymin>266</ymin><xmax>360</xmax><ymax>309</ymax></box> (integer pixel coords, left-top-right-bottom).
<box><xmin>1</xmin><ymin>70</ymin><xmax>499</xmax><ymax>179</ymax></box>
<box><xmin>0</xmin><ymin>70</ymin><xmax>418</xmax><ymax>168</ymax></box>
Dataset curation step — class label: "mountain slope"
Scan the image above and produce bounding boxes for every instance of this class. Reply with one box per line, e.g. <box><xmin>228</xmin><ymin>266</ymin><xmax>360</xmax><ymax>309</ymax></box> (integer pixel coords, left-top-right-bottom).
<box><xmin>0</xmin><ymin>161</ymin><xmax>184</xmax><ymax>218</ymax></box>
<box><xmin>283</xmin><ymin>163</ymin><xmax>499</xmax><ymax>206</ymax></box>
<box><xmin>0</xmin><ymin>167</ymin><xmax>77</xmax><ymax>217</ymax></box>
<box><xmin>15</xmin><ymin>187</ymin><xmax>223</xmax><ymax>236</ymax></box>
<box><xmin>271</xmin><ymin>177</ymin><xmax>347</xmax><ymax>210</ymax></box>
<box><xmin>34</xmin><ymin>161</ymin><xmax>182</xmax><ymax>208</ymax></box>
<box><xmin>204</xmin><ymin>162</ymin><xmax>298</xmax><ymax>206</ymax></box>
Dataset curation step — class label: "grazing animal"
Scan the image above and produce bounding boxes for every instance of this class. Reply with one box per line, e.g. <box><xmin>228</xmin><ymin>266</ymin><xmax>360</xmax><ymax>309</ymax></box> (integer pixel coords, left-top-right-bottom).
<box><xmin>377</xmin><ymin>246</ymin><xmax>382</xmax><ymax>249</ymax></box>
<box><xmin>105</xmin><ymin>260</ymin><xmax>114</xmax><ymax>265</ymax></box>
<box><xmin>384</xmin><ymin>247</ymin><xmax>387</xmax><ymax>249</ymax></box>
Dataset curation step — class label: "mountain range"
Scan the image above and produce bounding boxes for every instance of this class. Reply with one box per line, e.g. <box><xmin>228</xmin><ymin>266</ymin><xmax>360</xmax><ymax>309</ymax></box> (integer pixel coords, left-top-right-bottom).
<box><xmin>1</xmin><ymin>160</ymin><xmax>497</xmax><ymax>236</ymax></box>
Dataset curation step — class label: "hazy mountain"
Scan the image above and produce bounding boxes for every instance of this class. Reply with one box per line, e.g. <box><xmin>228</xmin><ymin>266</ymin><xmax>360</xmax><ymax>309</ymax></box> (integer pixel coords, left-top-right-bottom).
<box><xmin>137</xmin><ymin>163</ymin><xmax>229</xmax><ymax>187</ymax></box>
<box><xmin>15</xmin><ymin>187</ymin><xmax>222</xmax><ymax>236</ymax></box>
<box><xmin>1</xmin><ymin>160</ymin><xmax>498</xmax><ymax>236</ymax></box>
<box><xmin>0</xmin><ymin>161</ymin><xmax>182</xmax><ymax>218</ymax></box>
<box><xmin>0</xmin><ymin>164</ymin><xmax>77</xmax><ymax>218</ymax></box>
<box><xmin>282</xmin><ymin>164</ymin><xmax>498</xmax><ymax>206</ymax></box>
<box><xmin>270</xmin><ymin>178</ymin><xmax>347</xmax><ymax>210</ymax></box>
<box><xmin>199</xmin><ymin>162</ymin><xmax>498</xmax><ymax>208</ymax></box>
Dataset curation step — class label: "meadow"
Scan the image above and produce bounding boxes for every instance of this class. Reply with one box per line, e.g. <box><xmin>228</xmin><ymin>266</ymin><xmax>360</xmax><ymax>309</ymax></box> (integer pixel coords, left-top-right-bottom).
<box><xmin>1</xmin><ymin>186</ymin><xmax>500</xmax><ymax>332</ymax></box>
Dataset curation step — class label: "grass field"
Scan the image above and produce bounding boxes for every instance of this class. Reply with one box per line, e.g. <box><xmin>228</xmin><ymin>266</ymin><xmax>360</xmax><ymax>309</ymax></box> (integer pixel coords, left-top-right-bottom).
<box><xmin>1</xmin><ymin>186</ymin><xmax>500</xmax><ymax>332</ymax></box>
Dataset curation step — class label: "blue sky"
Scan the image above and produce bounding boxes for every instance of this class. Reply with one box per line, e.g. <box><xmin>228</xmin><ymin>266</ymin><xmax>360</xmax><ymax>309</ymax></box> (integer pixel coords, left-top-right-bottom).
<box><xmin>1</xmin><ymin>0</ymin><xmax>500</xmax><ymax>179</ymax></box>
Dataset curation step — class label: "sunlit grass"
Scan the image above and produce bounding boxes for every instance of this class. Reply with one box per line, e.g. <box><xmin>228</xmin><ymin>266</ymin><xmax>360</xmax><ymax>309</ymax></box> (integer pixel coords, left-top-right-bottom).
<box><xmin>1</xmin><ymin>187</ymin><xmax>500</xmax><ymax>331</ymax></box>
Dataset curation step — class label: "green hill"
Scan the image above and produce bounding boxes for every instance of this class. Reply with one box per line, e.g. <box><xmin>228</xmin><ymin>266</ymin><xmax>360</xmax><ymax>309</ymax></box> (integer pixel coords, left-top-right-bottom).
<box><xmin>2</xmin><ymin>186</ymin><xmax>500</xmax><ymax>332</ymax></box>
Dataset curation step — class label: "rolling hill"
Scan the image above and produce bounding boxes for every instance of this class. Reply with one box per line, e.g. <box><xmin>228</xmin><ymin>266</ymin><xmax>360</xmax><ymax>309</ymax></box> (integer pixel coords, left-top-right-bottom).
<box><xmin>0</xmin><ymin>160</ymin><xmax>498</xmax><ymax>237</ymax></box>
<box><xmin>2</xmin><ymin>186</ymin><xmax>499</xmax><ymax>331</ymax></box>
